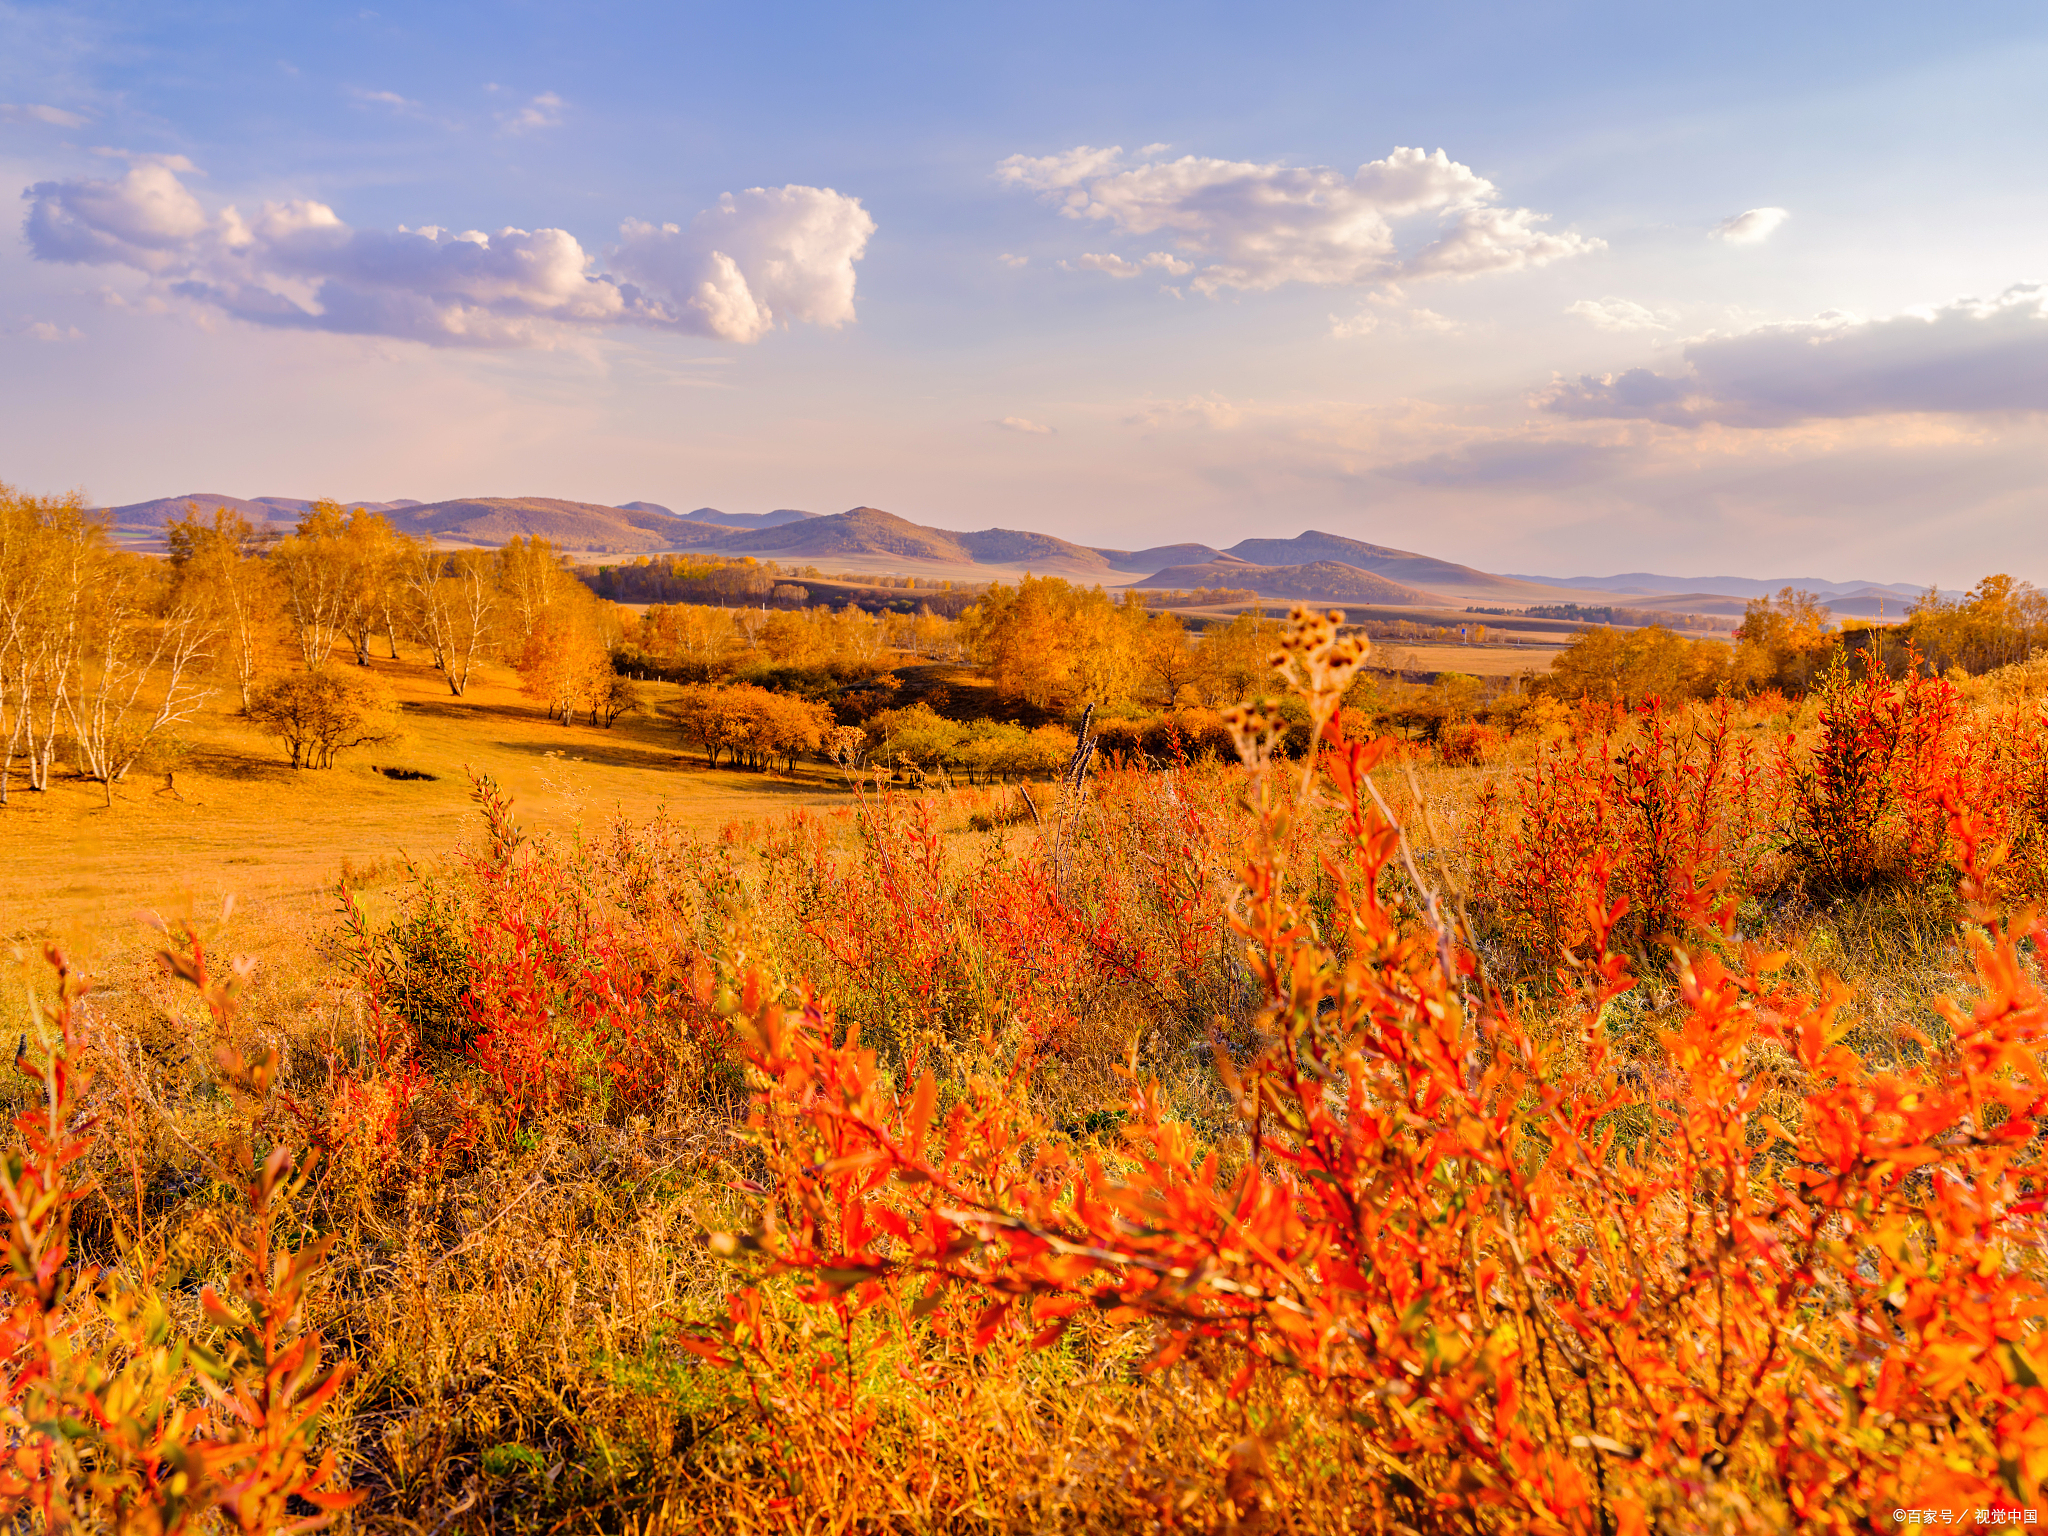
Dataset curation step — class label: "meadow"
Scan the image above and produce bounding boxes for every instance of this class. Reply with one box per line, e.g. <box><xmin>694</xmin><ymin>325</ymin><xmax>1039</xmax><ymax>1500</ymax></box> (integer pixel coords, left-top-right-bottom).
<box><xmin>6</xmin><ymin>491</ymin><xmax>2048</xmax><ymax>1533</ymax></box>
<box><xmin>0</xmin><ymin>655</ymin><xmax>845</xmax><ymax>941</ymax></box>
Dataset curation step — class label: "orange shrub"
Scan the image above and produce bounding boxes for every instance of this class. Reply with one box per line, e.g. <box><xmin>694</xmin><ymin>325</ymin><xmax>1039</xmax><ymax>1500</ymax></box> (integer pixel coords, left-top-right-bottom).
<box><xmin>703</xmin><ymin>624</ymin><xmax>2048</xmax><ymax>1530</ymax></box>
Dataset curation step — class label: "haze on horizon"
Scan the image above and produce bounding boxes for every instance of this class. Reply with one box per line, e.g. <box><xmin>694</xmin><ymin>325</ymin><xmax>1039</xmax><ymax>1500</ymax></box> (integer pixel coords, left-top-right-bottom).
<box><xmin>2</xmin><ymin>0</ymin><xmax>2043</xmax><ymax>590</ymax></box>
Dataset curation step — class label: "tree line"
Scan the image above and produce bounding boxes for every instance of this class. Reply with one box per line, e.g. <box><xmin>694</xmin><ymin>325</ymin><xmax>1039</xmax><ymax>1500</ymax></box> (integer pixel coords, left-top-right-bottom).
<box><xmin>0</xmin><ymin>487</ymin><xmax>637</xmax><ymax>791</ymax></box>
<box><xmin>1538</xmin><ymin>578</ymin><xmax>2048</xmax><ymax>707</ymax></box>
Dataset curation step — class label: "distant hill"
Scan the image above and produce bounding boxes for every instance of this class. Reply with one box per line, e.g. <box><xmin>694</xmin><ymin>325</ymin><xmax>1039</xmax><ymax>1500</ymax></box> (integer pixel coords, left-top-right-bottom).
<box><xmin>955</xmin><ymin>528</ymin><xmax>1116</xmax><ymax>573</ymax></box>
<box><xmin>669</xmin><ymin>507</ymin><xmax>820</xmax><ymax>530</ymax></box>
<box><xmin>707</xmin><ymin>506</ymin><xmax>971</xmax><ymax>563</ymax></box>
<box><xmin>1091</xmin><ymin>542</ymin><xmax>1224</xmax><ymax>572</ymax></box>
<box><xmin>1510</xmin><ymin>570</ymin><xmax>1939</xmax><ymax>601</ymax></box>
<box><xmin>1134</xmin><ymin>559</ymin><xmax>1446</xmax><ymax>606</ymax></box>
<box><xmin>389</xmin><ymin>497</ymin><xmax>687</xmax><ymax>552</ymax></box>
<box><xmin>93</xmin><ymin>491</ymin><xmax>1938</xmax><ymax>607</ymax></box>
<box><xmin>1221</xmin><ymin>531</ymin><xmax>1551</xmax><ymax>601</ymax></box>
<box><xmin>103</xmin><ymin>493</ymin><xmax>412</xmax><ymax>528</ymax></box>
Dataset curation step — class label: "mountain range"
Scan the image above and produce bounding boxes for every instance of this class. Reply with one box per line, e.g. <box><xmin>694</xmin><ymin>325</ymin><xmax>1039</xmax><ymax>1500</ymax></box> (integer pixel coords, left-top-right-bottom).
<box><xmin>95</xmin><ymin>491</ymin><xmax>1947</xmax><ymax>615</ymax></box>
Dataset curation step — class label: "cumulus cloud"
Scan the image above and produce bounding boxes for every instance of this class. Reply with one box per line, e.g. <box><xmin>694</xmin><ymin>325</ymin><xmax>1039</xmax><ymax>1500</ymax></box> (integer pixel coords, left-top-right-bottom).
<box><xmin>998</xmin><ymin>252</ymin><xmax>1028</xmax><ymax>267</ymax></box>
<box><xmin>23</xmin><ymin>321</ymin><xmax>83</xmax><ymax>341</ymax></box>
<box><xmin>611</xmin><ymin>186</ymin><xmax>874</xmax><ymax>343</ymax></box>
<box><xmin>1538</xmin><ymin>285</ymin><xmax>2048</xmax><ymax>427</ymax></box>
<box><xmin>998</xmin><ymin>143</ymin><xmax>1599</xmax><ymax>294</ymax></box>
<box><xmin>19</xmin><ymin>160</ymin><xmax>874</xmax><ymax>347</ymax></box>
<box><xmin>1712</xmin><ymin>207</ymin><xmax>1789</xmax><ymax>244</ymax></box>
<box><xmin>1</xmin><ymin>103</ymin><xmax>89</xmax><ymax>128</ymax></box>
<box><xmin>1566</xmin><ymin>296</ymin><xmax>1671</xmax><ymax>332</ymax></box>
<box><xmin>996</xmin><ymin>416</ymin><xmax>1052</xmax><ymax>434</ymax></box>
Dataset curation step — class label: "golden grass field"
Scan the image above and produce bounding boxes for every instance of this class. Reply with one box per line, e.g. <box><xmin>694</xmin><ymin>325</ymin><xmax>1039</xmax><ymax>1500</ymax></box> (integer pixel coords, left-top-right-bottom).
<box><xmin>0</xmin><ymin>657</ymin><xmax>852</xmax><ymax>944</ymax></box>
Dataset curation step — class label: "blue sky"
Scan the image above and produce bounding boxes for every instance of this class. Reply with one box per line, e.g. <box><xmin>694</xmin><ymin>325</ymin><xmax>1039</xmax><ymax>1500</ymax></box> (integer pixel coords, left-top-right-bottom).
<box><xmin>3</xmin><ymin>0</ymin><xmax>2045</xmax><ymax>584</ymax></box>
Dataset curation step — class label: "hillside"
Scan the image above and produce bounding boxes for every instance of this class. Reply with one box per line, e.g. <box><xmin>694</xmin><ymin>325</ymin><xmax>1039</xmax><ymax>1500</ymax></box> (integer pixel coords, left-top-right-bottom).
<box><xmin>710</xmin><ymin>505</ymin><xmax>974</xmax><ymax>563</ymax></box>
<box><xmin>955</xmin><ymin>527</ymin><xmax>1118</xmax><ymax>574</ymax></box>
<box><xmin>103</xmin><ymin>493</ymin><xmax>409</xmax><ymax>528</ymax></box>
<box><xmin>1220</xmin><ymin>531</ymin><xmax>1562</xmax><ymax>602</ymax></box>
<box><xmin>386</xmin><ymin>497</ymin><xmax>688</xmax><ymax>552</ymax></box>
<box><xmin>89</xmin><ymin>489</ymin><xmax>1929</xmax><ymax>608</ymax></box>
<box><xmin>1133</xmin><ymin>559</ymin><xmax>1447</xmax><ymax>606</ymax></box>
<box><xmin>670</xmin><ymin>507</ymin><xmax>820</xmax><ymax>530</ymax></box>
<box><xmin>1092</xmin><ymin>542</ymin><xmax>1224</xmax><ymax>570</ymax></box>
<box><xmin>1509</xmin><ymin>569</ymin><xmax>1937</xmax><ymax>600</ymax></box>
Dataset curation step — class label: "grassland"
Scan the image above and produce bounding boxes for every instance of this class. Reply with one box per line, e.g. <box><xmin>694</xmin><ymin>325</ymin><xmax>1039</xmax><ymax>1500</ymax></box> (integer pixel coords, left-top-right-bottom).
<box><xmin>0</xmin><ymin>655</ymin><xmax>850</xmax><ymax>940</ymax></box>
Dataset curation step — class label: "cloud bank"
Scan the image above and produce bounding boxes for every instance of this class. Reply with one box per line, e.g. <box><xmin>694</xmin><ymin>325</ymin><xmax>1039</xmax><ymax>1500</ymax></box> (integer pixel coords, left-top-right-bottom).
<box><xmin>998</xmin><ymin>143</ymin><xmax>1600</xmax><ymax>294</ymax></box>
<box><xmin>20</xmin><ymin>161</ymin><xmax>874</xmax><ymax>347</ymax></box>
<box><xmin>1539</xmin><ymin>285</ymin><xmax>2048</xmax><ymax>427</ymax></box>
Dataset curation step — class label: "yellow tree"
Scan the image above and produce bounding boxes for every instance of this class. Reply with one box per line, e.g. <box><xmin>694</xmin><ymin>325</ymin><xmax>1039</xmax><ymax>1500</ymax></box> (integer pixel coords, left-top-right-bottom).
<box><xmin>271</xmin><ymin>501</ymin><xmax>361</xmax><ymax>668</ymax></box>
<box><xmin>0</xmin><ymin>485</ymin><xmax>70</xmax><ymax>800</ymax></box>
<box><xmin>167</xmin><ymin>502</ymin><xmax>278</xmax><ymax>711</ymax></box>
<box><xmin>497</xmin><ymin>535</ymin><xmax>566</xmax><ymax>651</ymax></box>
<box><xmin>516</xmin><ymin>605</ymin><xmax>615</xmax><ymax>724</ymax></box>
<box><xmin>44</xmin><ymin>523</ymin><xmax>221</xmax><ymax>804</ymax></box>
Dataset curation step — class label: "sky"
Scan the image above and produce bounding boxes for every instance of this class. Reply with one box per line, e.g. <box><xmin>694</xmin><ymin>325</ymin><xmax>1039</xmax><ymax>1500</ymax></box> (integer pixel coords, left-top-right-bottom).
<box><xmin>2</xmin><ymin>0</ymin><xmax>2045</xmax><ymax>586</ymax></box>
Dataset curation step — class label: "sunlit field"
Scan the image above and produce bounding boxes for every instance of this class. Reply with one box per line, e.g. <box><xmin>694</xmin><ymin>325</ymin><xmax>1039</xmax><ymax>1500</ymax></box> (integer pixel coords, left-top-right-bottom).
<box><xmin>0</xmin><ymin>657</ymin><xmax>849</xmax><ymax>939</ymax></box>
<box><xmin>9</xmin><ymin>482</ymin><xmax>2048</xmax><ymax>1532</ymax></box>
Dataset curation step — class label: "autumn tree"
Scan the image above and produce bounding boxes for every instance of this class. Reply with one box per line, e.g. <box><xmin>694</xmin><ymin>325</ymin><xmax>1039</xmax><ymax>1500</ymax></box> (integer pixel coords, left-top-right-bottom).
<box><xmin>1543</xmin><ymin>624</ymin><xmax>1730</xmax><ymax>706</ymax></box>
<box><xmin>271</xmin><ymin>501</ymin><xmax>396</xmax><ymax>668</ymax></box>
<box><xmin>247</xmin><ymin>669</ymin><xmax>400</xmax><ymax>768</ymax></box>
<box><xmin>64</xmin><ymin>546</ymin><xmax>221</xmax><ymax>803</ymax></box>
<box><xmin>0</xmin><ymin>487</ymin><xmax>217</xmax><ymax>804</ymax></box>
<box><xmin>1732</xmin><ymin>586</ymin><xmax>1836</xmax><ymax>692</ymax></box>
<box><xmin>497</xmin><ymin>535</ymin><xmax>567</xmax><ymax>651</ymax></box>
<box><xmin>1906</xmin><ymin>573</ymin><xmax>2048</xmax><ymax>675</ymax></box>
<box><xmin>166</xmin><ymin>502</ymin><xmax>278</xmax><ymax>711</ymax></box>
<box><xmin>512</xmin><ymin>576</ymin><xmax>624</xmax><ymax>726</ymax></box>
<box><xmin>1190</xmin><ymin>608</ymin><xmax>1285</xmax><ymax>706</ymax></box>
<box><xmin>0</xmin><ymin>484</ymin><xmax>78</xmax><ymax>800</ymax></box>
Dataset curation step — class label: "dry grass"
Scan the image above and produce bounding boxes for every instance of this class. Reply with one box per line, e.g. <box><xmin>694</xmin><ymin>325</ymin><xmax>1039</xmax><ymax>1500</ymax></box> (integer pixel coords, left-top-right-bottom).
<box><xmin>0</xmin><ymin>655</ymin><xmax>852</xmax><ymax>940</ymax></box>
<box><xmin>8</xmin><ymin>642</ymin><xmax>2045</xmax><ymax>1533</ymax></box>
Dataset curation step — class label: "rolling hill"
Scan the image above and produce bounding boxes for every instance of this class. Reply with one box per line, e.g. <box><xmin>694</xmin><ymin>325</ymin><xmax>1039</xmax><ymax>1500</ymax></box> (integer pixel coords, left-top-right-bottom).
<box><xmin>390</xmin><ymin>498</ymin><xmax>688</xmax><ymax>552</ymax></box>
<box><xmin>670</xmin><ymin>507</ymin><xmax>821</xmax><ymax>529</ymax></box>
<box><xmin>1092</xmin><ymin>542</ymin><xmax>1224</xmax><ymax>569</ymax></box>
<box><xmin>1218</xmin><ymin>531</ymin><xmax>1566</xmax><ymax>603</ymax></box>
<box><xmin>89</xmin><ymin>489</ymin><xmax>1928</xmax><ymax>614</ymax></box>
<box><xmin>1133</xmin><ymin>559</ymin><xmax>1448</xmax><ymax>606</ymax></box>
<box><xmin>103</xmin><ymin>493</ymin><xmax>414</xmax><ymax>528</ymax></box>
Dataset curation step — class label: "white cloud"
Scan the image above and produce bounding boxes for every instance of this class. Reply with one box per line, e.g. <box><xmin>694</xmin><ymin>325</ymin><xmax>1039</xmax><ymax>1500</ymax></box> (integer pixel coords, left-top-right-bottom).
<box><xmin>994</xmin><ymin>144</ymin><xmax>1125</xmax><ymax>191</ymax></box>
<box><xmin>611</xmin><ymin>185</ymin><xmax>874</xmax><ymax>343</ymax></box>
<box><xmin>496</xmin><ymin>91</ymin><xmax>563</xmax><ymax>133</ymax></box>
<box><xmin>1069</xmin><ymin>250</ymin><xmax>1191</xmax><ymax>278</ymax></box>
<box><xmin>21</xmin><ymin>162</ymin><xmax>875</xmax><ymax>348</ymax></box>
<box><xmin>1566</xmin><ymin>296</ymin><xmax>1671</xmax><ymax>332</ymax></box>
<box><xmin>997</xmin><ymin>252</ymin><xmax>1028</xmax><ymax>268</ymax></box>
<box><xmin>348</xmin><ymin>86</ymin><xmax>425</xmax><ymax>115</ymax></box>
<box><xmin>1712</xmin><ymin>207</ymin><xmax>1789</xmax><ymax>244</ymax></box>
<box><xmin>1</xmin><ymin>103</ymin><xmax>89</xmax><ymax>128</ymax></box>
<box><xmin>996</xmin><ymin>416</ymin><xmax>1053</xmax><ymax>434</ymax></box>
<box><xmin>23</xmin><ymin>321</ymin><xmax>83</xmax><ymax>342</ymax></box>
<box><xmin>1000</xmin><ymin>143</ymin><xmax>1600</xmax><ymax>295</ymax></box>
<box><xmin>1538</xmin><ymin>285</ymin><xmax>2048</xmax><ymax>427</ymax></box>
